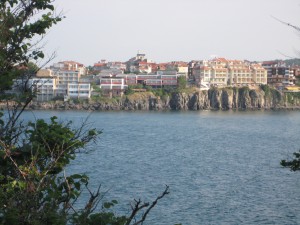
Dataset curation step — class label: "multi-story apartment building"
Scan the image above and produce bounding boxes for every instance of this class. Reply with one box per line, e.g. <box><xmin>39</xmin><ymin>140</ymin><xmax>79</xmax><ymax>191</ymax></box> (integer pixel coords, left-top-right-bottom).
<box><xmin>193</xmin><ymin>58</ymin><xmax>228</xmax><ymax>87</ymax></box>
<box><xmin>137</xmin><ymin>61</ymin><xmax>153</xmax><ymax>74</ymax></box>
<box><xmin>164</xmin><ymin>61</ymin><xmax>189</xmax><ymax>78</ymax></box>
<box><xmin>116</xmin><ymin>72</ymin><xmax>183</xmax><ymax>88</ymax></box>
<box><xmin>107</xmin><ymin>61</ymin><xmax>126</xmax><ymax>71</ymax></box>
<box><xmin>228</xmin><ymin>60</ymin><xmax>252</xmax><ymax>86</ymax></box>
<box><xmin>67</xmin><ymin>83</ymin><xmax>91</xmax><ymax>99</ymax></box>
<box><xmin>262</xmin><ymin>61</ymin><xmax>296</xmax><ymax>89</ymax></box>
<box><xmin>30</xmin><ymin>77</ymin><xmax>57</xmax><ymax>102</ymax></box>
<box><xmin>99</xmin><ymin>78</ymin><xmax>127</xmax><ymax>97</ymax></box>
<box><xmin>54</xmin><ymin>70</ymin><xmax>81</xmax><ymax>96</ymax></box>
<box><xmin>197</xmin><ymin>66</ymin><xmax>211</xmax><ymax>87</ymax></box>
<box><xmin>116</xmin><ymin>74</ymin><xmax>138</xmax><ymax>85</ymax></box>
<box><xmin>126</xmin><ymin>53</ymin><xmax>155</xmax><ymax>74</ymax></box>
<box><xmin>23</xmin><ymin>62</ymin><xmax>92</xmax><ymax>101</ymax></box>
<box><xmin>193</xmin><ymin>58</ymin><xmax>267</xmax><ymax>88</ymax></box>
<box><xmin>51</xmin><ymin>61</ymin><xmax>86</xmax><ymax>75</ymax></box>
<box><xmin>12</xmin><ymin>76</ymin><xmax>57</xmax><ymax>102</ymax></box>
<box><xmin>93</xmin><ymin>61</ymin><xmax>126</xmax><ymax>74</ymax></box>
<box><xmin>251</xmin><ymin>64</ymin><xmax>268</xmax><ymax>85</ymax></box>
<box><xmin>93</xmin><ymin>60</ymin><xmax>108</xmax><ymax>72</ymax></box>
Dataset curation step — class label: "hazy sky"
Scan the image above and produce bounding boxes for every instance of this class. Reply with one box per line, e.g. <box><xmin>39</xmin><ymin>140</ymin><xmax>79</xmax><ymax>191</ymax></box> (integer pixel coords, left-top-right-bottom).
<box><xmin>43</xmin><ymin>0</ymin><xmax>300</xmax><ymax>65</ymax></box>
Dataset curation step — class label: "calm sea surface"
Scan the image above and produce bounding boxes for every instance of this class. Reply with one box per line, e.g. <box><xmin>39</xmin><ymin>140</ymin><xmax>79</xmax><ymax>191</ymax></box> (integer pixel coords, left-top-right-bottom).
<box><xmin>22</xmin><ymin>110</ymin><xmax>300</xmax><ymax>225</ymax></box>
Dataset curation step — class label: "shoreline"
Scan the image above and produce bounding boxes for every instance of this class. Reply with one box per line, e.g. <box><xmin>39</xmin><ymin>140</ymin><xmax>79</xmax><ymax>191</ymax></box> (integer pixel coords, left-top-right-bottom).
<box><xmin>2</xmin><ymin>87</ymin><xmax>300</xmax><ymax>112</ymax></box>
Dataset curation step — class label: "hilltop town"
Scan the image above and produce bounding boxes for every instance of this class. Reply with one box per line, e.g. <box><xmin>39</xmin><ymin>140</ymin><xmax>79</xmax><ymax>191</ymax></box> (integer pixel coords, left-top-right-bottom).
<box><xmin>10</xmin><ymin>53</ymin><xmax>300</xmax><ymax>102</ymax></box>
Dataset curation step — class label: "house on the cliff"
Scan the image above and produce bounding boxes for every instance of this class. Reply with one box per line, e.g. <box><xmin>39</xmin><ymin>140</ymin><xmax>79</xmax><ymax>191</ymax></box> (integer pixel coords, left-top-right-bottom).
<box><xmin>262</xmin><ymin>61</ymin><xmax>296</xmax><ymax>90</ymax></box>
<box><xmin>99</xmin><ymin>78</ymin><xmax>128</xmax><ymax>97</ymax></box>
<box><xmin>192</xmin><ymin>58</ymin><xmax>267</xmax><ymax>88</ymax></box>
<box><xmin>116</xmin><ymin>72</ymin><xmax>183</xmax><ymax>89</ymax></box>
<box><xmin>14</xmin><ymin>61</ymin><xmax>93</xmax><ymax>102</ymax></box>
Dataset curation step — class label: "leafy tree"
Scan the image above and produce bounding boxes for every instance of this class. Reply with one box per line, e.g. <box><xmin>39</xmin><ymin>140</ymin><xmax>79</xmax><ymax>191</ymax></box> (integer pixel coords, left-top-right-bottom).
<box><xmin>0</xmin><ymin>0</ymin><xmax>170</xmax><ymax>224</ymax></box>
<box><xmin>0</xmin><ymin>0</ymin><xmax>62</xmax><ymax>93</ymax></box>
<box><xmin>177</xmin><ymin>76</ymin><xmax>187</xmax><ymax>90</ymax></box>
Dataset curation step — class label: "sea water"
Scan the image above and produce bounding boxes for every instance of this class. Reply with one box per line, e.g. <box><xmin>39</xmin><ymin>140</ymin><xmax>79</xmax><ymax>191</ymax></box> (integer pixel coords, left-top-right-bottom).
<box><xmin>21</xmin><ymin>110</ymin><xmax>300</xmax><ymax>225</ymax></box>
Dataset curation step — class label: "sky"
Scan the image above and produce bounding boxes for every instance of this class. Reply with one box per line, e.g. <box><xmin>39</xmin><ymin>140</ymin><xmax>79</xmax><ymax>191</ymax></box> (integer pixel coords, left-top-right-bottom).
<box><xmin>42</xmin><ymin>0</ymin><xmax>300</xmax><ymax>65</ymax></box>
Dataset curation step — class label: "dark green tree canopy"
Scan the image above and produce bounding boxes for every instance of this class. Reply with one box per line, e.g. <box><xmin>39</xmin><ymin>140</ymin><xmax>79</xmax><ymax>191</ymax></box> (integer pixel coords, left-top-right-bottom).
<box><xmin>281</xmin><ymin>151</ymin><xmax>300</xmax><ymax>171</ymax></box>
<box><xmin>0</xmin><ymin>0</ymin><xmax>62</xmax><ymax>92</ymax></box>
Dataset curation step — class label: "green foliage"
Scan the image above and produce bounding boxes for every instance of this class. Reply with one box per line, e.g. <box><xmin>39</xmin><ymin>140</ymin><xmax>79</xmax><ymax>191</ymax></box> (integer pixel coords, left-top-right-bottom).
<box><xmin>0</xmin><ymin>111</ymin><xmax>170</xmax><ymax>224</ymax></box>
<box><xmin>177</xmin><ymin>76</ymin><xmax>187</xmax><ymax>90</ymax></box>
<box><xmin>286</xmin><ymin>92</ymin><xmax>294</xmax><ymax>104</ymax></box>
<box><xmin>0</xmin><ymin>114</ymin><xmax>100</xmax><ymax>224</ymax></box>
<box><xmin>260</xmin><ymin>84</ymin><xmax>270</xmax><ymax>96</ymax></box>
<box><xmin>238</xmin><ymin>86</ymin><xmax>249</xmax><ymax>96</ymax></box>
<box><xmin>271</xmin><ymin>88</ymin><xmax>282</xmax><ymax>101</ymax></box>
<box><xmin>285</xmin><ymin>92</ymin><xmax>300</xmax><ymax>104</ymax></box>
<box><xmin>0</xmin><ymin>0</ymin><xmax>62</xmax><ymax>93</ymax></box>
<box><xmin>125</xmin><ymin>84</ymin><xmax>145</xmax><ymax>95</ymax></box>
<box><xmin>52</xmin><ymin>95</ymin><xmax>64</xmax><ymax>101</ymax></box>
<box><xmin>0</xmin><ymin>1</ymin><xmax>172</xmax><ymax>224</ymax></box>
<box><xmin>296</xmin><ymin>77</ymin><xmax>300</xmax><ymax>86</ymax></box>
<box><xmin>72</xmin><ymin>200</ymin><xmax>128</xmax><ymax>225</ymax></box>
<box><xmin>260</xmin><ymin>84</ymin><xmax>282</xmax><ymax>101</ymax></box>
<box><xmin>91</xmin><ymin>95</ymin><xmax>122</xmax><ymax>104</ymax></box>
<box><xmin>152</xmin><ymin>88</ymin><xmax>169</xmax><ymax>98</ymax></box>
<box><xmin>92</xmin><ymin>84</ymin><xmax>102</xmax><ymax>94</ymax></box>
<box><xmin>71</xmin><ymin>98</ymin><xmax>88</xmax><ymax>104</ymax></box>
<box><xmin>281</xmin><ymin>151</ymin><xmax>300</xmax><ymax>171</ymax></box>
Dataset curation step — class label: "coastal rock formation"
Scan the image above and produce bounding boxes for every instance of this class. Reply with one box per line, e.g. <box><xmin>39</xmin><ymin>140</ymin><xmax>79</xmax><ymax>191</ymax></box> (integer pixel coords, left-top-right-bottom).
<box><xmin>25</xmin><ymin>87</ymin><xmax>300</xmax><ymax>111</ymax></box>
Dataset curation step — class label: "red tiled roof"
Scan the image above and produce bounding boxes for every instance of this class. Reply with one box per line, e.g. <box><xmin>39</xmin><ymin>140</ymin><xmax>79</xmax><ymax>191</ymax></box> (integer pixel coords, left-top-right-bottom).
<box><xmin>94</xmin><ymin>63</ymin><xmax>106</xmax><ymax>67</ymax></box>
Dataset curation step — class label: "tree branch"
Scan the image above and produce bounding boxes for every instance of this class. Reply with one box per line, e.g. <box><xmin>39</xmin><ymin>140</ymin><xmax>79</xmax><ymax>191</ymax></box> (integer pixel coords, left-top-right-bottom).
<box><xmin>126</xmin><ymin>185</ymin><xmax>170</xmax><ymax>225</ymax></box>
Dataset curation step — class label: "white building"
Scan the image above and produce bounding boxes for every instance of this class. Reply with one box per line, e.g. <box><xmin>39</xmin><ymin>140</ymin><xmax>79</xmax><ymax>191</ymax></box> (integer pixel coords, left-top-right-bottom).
<box><xmin>51</xmin><ymin>61</ymin><xmax>86</xmax><ymax>75</ymax></box>
<box><xmin>29</xmin><ymin>77</ymin><xmax>57</xmax><ymax>102</ymax></box>
<box><xmin>54</xmin><ymin>70</ymin><xmax>91</xmax><ymax>99</ymax></box>
<box><xmin>99</xmin><ymin>78</ymin><xmax>128</xmax><ymax>97</ymax></box>
<box><xmin>67</xmin><ymin>83</ymin><xmax>91</xmax><ymax>99</ymax></box>
<box><xmin>193</xmin><ymin>58</ymin><xmax>267</xmax><ymax>87</ymax></box>
<box><xmin>12</xmin><ymin>77</ymin><xmax>57</xmax><ymax>102</ymax></box>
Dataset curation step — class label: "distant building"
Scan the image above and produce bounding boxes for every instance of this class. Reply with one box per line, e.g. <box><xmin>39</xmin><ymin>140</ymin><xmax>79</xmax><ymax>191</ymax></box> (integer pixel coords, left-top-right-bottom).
<box><xmin>51</xmin><ymin>61</ymin><xmax>86</xmax><ymax>75</ymax></box>
<box><xmin>165</xmin><ymin>61</ymin><xmax>189</xmax><ymax>77</ymax></box>
<box><xmin>30</xmin><ymin>77</ymin><xmax>57</xmax><ymax>102</ymax></box>
<box><xmin>93</xmin><ymin>60</ymin><xmax>109</xmax><ymax>73</ymax></box>
<box><xmin>12</xmin><ymin>76</ymin><xmax>57</xmax><ymax>102</ymax></box>
<box><xmin>116</xmin><ymin>72</ymin><xmax>184</xmax><ymax>88</ymax></box>
<box><xmin>250</xmin><ymin>64</ymin><xmax>268</xmax><ymax>85</ymax></box>
<box><xmin>54</xmin><ymin>70</ymin><xmax>81</xmax><ymax>97</ymax></box>
<box><xmin>116</xmin><ymin>74</ymin><xmax>138</xmax><ymax>85</ymax></box>
<box><xmin>67</xmin><ymin>83</ymin><xmax>91</xmax><ymax>99</ymax></box>
<box><xmin>15</xmin><ymin>61</ymin><xmax>92</xmax><ymax>101</ymax></box>
<box><xmin>36</xmin><ymin>69</ymin><xmax>53</xmax><ymax>77</ymax></box>
<box><xmin>107</xmin><ymin>61</ymin><xmax>126</xmax><ymax>71</ymax></box>
<box><xmin>262</xmin><ymin>61</ymin><xmax>296</xmax><ymax>89</ymax></box>
<box><xmin>193</xmin><ymin>58</ymin><xmax>267</xmax><ymax>87</ymax></box>
<box><xmin>292</xmin><ymin>66</ymin><xmax>300</xmax><ymax>77</ymax></box>
<box><xmin>126</xmin><ymin>52</ymin><xmax>154</xmax><ymax>74</ymax></box>
<box><xmin>99</xmin><ymin>78</ymin><xmax>128</xmax><ymax>97</ymax></box>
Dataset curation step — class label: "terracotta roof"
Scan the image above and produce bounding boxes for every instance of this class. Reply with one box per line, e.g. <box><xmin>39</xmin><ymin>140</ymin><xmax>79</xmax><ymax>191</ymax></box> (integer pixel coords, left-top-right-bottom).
<box><xmin>213</xmin><ymin>58</ymin><xmax>227</xmax><ymax>62</ymax></box>
<box><xmin>94</xmin><ymin>63</ymin><xmax>106</xmax><ymax>67</ymax></box>
<box><xmin>138</xmin><ymin>61</ymin><xmax>150</xmax><ymax>65</ymax></box>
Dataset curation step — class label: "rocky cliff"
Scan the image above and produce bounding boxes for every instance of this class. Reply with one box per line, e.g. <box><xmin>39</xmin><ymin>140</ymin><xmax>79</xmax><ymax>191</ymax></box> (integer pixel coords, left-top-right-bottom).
<box><xmin>26</xmin><ymin>87</ymin><xmax>300</xmax><ymax>111</ymax></box>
